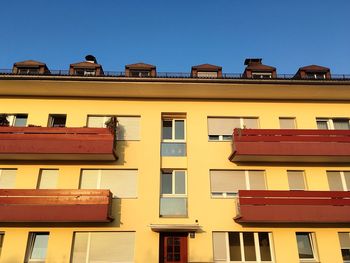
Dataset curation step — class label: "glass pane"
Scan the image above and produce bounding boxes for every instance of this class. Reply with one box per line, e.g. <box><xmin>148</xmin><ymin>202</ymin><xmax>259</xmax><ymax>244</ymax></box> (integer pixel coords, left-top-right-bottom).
<box><xmin>296</xmin><ymin>233</ymin><xmax>314</xmax><ymax>259</ymax></box>
<box><xmin>333</xmin><ymin>119</ymin><xmax>350</xmax><ymax>130</ymax></box>
<box><xmin>161</xmin><ymin>142</ymin><xmax>186</xmax><ymax>156</ymax></box>
<box><xmin>162</xmin><ymin>172</ymin><xmax>172</xmax><ymax>194</ymax></box>
<box><xmin>243</xmin><ymin>232</ymin><xmax>256</xmax><ymax>261</ymax></box>
<box><xmin>342</xmin><ymin>249</ymin><xmax>350</xmax><ymax>260</ymax></box>
<box><xmin>30</xmin><ymin>233</ymin><xmax>49</xmax><ymax>260</ymax></box>
<box><xmin>228</xmin><ymin>232</ymin><xmax>241</xmax><ymax>261</ymax></box>
<box><xmin>174</xmin><ymin>120</ymin><xmax>185</xmax><ymax>140</ymax></box>
<box><xmin>162</xmin><ymin>120</ymin><xmax>172</xmax><ymax>139</ymax></box>
<box><xmin>14</xmin><ymin>115</ymin><xmax>27</xmax><ymax>127</ymax></box>
<box><xmin>259</xmin><ymin>233</ymin><xmax>272</xmax><ymax>261</ymax></box>
<box><xmin>160</xmin><ymin>198</ymin><xmax>187</xmax><ymax>216</ymax></box>
<box><xmin>317</xmin><ymin>120</ymin><xmax>328</xmax><ymax>130</ymax></box>
<box><xmin>175</xmin><ymin>171</ymin><xmax>186</xmax><ymax>194</ymax></box>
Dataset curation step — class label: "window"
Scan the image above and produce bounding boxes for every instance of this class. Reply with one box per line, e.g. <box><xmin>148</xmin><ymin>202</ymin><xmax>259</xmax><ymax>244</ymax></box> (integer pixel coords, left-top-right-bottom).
<box><xmin>0</xmin><ymin>169</ymin><xmax>16</xmax><ymax>188</ymax></box>
<box><xmin>197</xmin><ymin>71</ymin><xmax>218</xmax><ymax>78</ymax></box>
<box><xmin>37</xmin><ymin>169</ymin><xmax>58</xmax><ymax>189</ymax></box>
<box><xmin>338</xmin><ymin>232</ymin><xmax>350</xmax><ymax>262</ymax></box>
<box><xmin>80</xmin><ymin>169</ymin><xmax>137</xmax><ymax>198</ymax></box>
<box><xmin>25</xmin><ymin>232</ymin><xmax>49</xmax><ymax>263</ymax></box>
<box><xmin>287</xmin><ymin>170</ymin><xmax>306</xmax><ymax>190</ymax></box>
<box><xmin>296</xmin><ymin>232</ymin><xmax>318</xmax><ymax>261</ymax></box>
<box><xmin>317</xmin><ymin>118</ymin><xmax>350</xmax><ymax>130</ymax></box>
<box><xmin>210</xmin><ymin>170</ymin><xmax>266</xmax><ymax>198</ymax></box>
<box><xmin>161</xmin><ymin>114</ymin><xmax>186</xmax><ymax>156</ymax></box>
<box><xmin>87</xmin><ymin>115</ymin><xmax>140</xmax><ymax>140</ymax></box>
<box><xmin>130</xmin><ymin>70</ymin><xmax>150</xmax><ymax>77</ymax></box>
<box><xmin>160</xmin><ymin>170</ymin><xmax>187</xmax><ymax>216</ymax></box>
<box><xmin>74</xmin><ymin>69</ymin><xmax>96</xmax><ymax>76</ymax></box>
<box><xmin>279</xmin><ymin>117</ymin><xmax>296</xmax><ymax>129</ymax></box>
<box><xmin>306</xmin><ymin>72</ymin><xmax>326</xmax><ymax>79</ymax></box>
<box><xmin>0</xmin><ymin>233</ymin><xmax>4</xmax><ymax>257</ymax></box>
<box><xmin>18</xmin><ymin>68</ymin><xmax>39</xmax><ymax>75</ymax></box>
<box><xmin>327</xmin><ymin>171</ymin><xmax>350</xmax><ymax>191</ymax></box>
<box><xmin>208</xmin><ymin>117</ymin><xmax>259</xmax><ymax>141</ymax></box>
<box><xmin>48</xmin><ymin>114</ymin><xmax>66</xmax><ymax>127</ymax></box>
<box><xmin>71</xmin><ymin>232</ymin><xmax>135</xmax><ymax>263</ymax></box>
<box><xmin>252</xmin><ymin>72</ymin><xmax>272</xmax><ymax>79</ymax></box>
<box><xmin>213</xmin><ymin>232</ymin><xmax>274</xmax><ymax>262</ymax></box>
<box><xmin>0</xmin><ymin>114</ymin><xmax>27</xmax><ymax>127</ymax></box>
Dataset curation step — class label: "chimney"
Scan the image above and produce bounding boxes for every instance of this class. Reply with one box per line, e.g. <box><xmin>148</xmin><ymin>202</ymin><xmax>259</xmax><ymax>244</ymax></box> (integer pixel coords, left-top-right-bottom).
<box><xmin>85</xmin><ymin>55</ymin><xmax>97</xmax><ymax>64</ymax></box>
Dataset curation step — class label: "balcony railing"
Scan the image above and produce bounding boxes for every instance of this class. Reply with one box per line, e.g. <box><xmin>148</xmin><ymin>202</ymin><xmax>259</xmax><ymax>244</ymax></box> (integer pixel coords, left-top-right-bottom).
<box><xmin>229</xmin><ymin>128</ymin><xmax>350</xmax><ymax>162</ymax></box>
<box><xmin>1</xmin><ymin>69</ymin><xmax>350</xmax><ymax>80</ymax></box>
<box><xmin>0</xmin><ymin>189</ymin><xmax>113</xmax><ymax>222</ymax></box>
<box><xmin>0</xmin><ymin>126</ymin><xmax>117</xmax><ymax>160</ymax></box>
<box><xmin>235</xmin><ymin>190</ymin><xmax>350</xmax><ymax>223</ymax></box>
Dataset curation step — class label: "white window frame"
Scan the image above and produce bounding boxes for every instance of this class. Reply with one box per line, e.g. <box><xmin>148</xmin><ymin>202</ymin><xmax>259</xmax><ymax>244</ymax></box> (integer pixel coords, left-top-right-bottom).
<box><xmin>251</xmin><ymin>72</ymin><xmax>272</xmax><ymax>79</ymax></box>
<box><xmin>1</xmin><ymin>114</ymin><xmax>28</xmax><ymax>127</ymax></box>
<box><xmin>296</xmin><ymin>232</ymin><xmax>318</xmax><ymax>262</ymax></box>
<box><xmin>162</xmin><ymin>118</ymin><xmax>186</xmax><ymax>143</ymax></box>
<box><xmin>25</xmin><ymin>232</ymin><xmax>49</xmax><ymax>263</ymax></box>
<box><xmin>161</xmin><ymin>170</ymin><xmax>187</xmax><ymax>198</ymax></box>
<box><xmin>215</xmin><ymin>232</ymin><xmax>275</xmax><ymax>262</ymax></box>
<box><xmin>316</xmin><ymin>118</ymin><xmax>350</xmax><ymax>130</ymax></box>
<box><xmin>211</xmin><ymin>170</ymin><xmax>267</xmax><ymax>198</ymax></box>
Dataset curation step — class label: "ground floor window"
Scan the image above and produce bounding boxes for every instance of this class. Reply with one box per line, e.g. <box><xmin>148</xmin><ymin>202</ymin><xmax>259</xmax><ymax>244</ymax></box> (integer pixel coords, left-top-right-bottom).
<box><xmin>213</xmin><ymin>232</ymin><xmax>274</xmax><ymax>262</ymax></box>
<box><xmin>25</xmin><ymin>232</ymin><xmax>50</xmax><ymax>263</ymax></box>
<box><xmin>296</xmin><ymin>232</ymin><xmax>318</xmax><ymax>262</ymax></box>
<box><xmin>71</xmin><ymin>231</ymin><xmax>135</xmax><ymax>263</ymax></box>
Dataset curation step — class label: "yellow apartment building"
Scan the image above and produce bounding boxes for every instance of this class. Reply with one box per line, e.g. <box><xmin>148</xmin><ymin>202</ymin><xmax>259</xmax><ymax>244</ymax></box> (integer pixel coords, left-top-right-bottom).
<box><xmin>0</xmin><ymin>56</ymin><xmax>350</xmax><ymax>263</ymax></box>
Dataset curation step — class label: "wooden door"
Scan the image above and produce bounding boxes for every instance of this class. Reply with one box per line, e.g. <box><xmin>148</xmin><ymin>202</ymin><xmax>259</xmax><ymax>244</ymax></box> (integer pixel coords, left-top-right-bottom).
<box><xmin>160</xmin><ymin>232</ymin><xmax>188</xmax><ymax>263</ymax></box>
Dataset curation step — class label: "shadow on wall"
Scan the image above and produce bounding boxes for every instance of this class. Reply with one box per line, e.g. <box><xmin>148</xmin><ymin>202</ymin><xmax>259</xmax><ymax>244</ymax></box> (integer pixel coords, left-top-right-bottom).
<box><xmin>115</xmin><ymin>124</ymin><xmax>128</xmax><ymax>165</ymax></box>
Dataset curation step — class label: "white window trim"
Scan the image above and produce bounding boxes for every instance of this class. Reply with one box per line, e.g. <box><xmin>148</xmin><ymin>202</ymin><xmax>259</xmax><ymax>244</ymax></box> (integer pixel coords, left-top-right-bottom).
<box><xmin>328</xmin><ymin>171</ymin><xmax>349</xmax><ymax>191</ymax></box>
<box><xmin>296</xmin><ymin>232</ymin><xmax>318</xmax><ymax>262</ymax></box>
<box><xmin>25</xmin><ymin>232</ymin><xmax>49</xmax><ymax>263</ymax></box>
<box><xmin>161</xmin><ymin>170</ymin><xmax>187</xmax><ymax>197</ymax></box>
<box><xmin>219</xmin><ymin>232</ymin><xmax>275</xmax><ymax>263</ymax></box>
<box><xmin>162</xmin><ymin>118</ymin><xmax>186</xmax><ymax>143</ymax></box>
<box><xmin>1</xmin><ymin>114</ymin><xmax>27</xmax><ymax>127</ymax></box>
<box><xmin>210</xmin><ymin>170</ymin><xmax>266</xmax><ymax>199</ymax></box>
<box><xmin>316</xmin><ymin>118</ymin><xmax>350</xmax><ymax>130</ymax></box>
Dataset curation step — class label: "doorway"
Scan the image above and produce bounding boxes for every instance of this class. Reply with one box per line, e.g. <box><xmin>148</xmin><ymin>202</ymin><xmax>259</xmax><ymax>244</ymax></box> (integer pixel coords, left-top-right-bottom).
<box><xmin>159</xmin><ymin>232</ymin><xmax>188</xmax><ymax>263</ymax></box>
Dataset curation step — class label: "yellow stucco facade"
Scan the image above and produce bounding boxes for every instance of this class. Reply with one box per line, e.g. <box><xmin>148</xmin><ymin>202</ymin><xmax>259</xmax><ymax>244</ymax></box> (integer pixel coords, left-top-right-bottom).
<box><xmin>0</xmin><ymin>76</ymin><xmax>350</xmax><ymax>263</ymax></box>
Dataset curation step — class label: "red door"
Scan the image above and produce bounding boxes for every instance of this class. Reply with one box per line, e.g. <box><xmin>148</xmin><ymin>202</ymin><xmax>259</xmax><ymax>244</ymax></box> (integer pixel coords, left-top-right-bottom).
<box><xmin>160</xmin><ymin>232</ymin><xmax>188</xmax><ymax>263</ymax></box>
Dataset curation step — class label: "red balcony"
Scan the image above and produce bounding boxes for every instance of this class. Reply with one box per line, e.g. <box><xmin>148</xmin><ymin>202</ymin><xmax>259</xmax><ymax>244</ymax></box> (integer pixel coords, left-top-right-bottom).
<box><xmin>0</xmin><ymin>126</ymin><xmax>117</xmax><ymax>160</ymax></box>
<box><xmin>0</xmin><ymin>189</ymin><xmax>113</xmax><ymax>222</ymax></box>
<box><xmin>229</xmin><ymin>128</ymin><xmax>350</xmax><ymax>162</ymax></box>
<box><xmin>235</xmin><ymin>190</ymin><xmax>350</xmax><ymax>223</ymax></box>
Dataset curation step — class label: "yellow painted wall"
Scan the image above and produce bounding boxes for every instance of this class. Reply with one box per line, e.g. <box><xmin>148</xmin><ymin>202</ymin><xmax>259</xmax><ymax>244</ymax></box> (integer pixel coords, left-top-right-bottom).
<box><xmin>0</xmin><ymin>89</ymin><xmax>350</xmax><ymax>262</ymax></box>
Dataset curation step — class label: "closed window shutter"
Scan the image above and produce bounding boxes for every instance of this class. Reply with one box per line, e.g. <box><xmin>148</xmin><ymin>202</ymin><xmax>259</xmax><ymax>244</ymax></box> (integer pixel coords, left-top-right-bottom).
<box><xmin>87</xmin><ymin>116</ymin><xmax>107</xmax><ymax>128</ymax></box>
<box><xmin>248</xmin><ymin>171</ymin><xmax>266</xmax><ymax>190</ymax></box>
<box><xmin>213</xmin><ymin>232</ymin><xmax>228</xmax><ymax>261</ymax></box>
<box><xmin>287</xmin><ymin>171</ymin><xmax>306</xmax><ymax>190</ymax></box>
<box><xmin>117</xmin><ymin>117</ymin><xmax>140</xmax><ymax>140</ymax></box>
<box><xmin>243</xmin><ymin>118</ymin><xmax>259</xmax><ymax>129</ymax></box>
<box><xmin>80</xmin><ymin>170</ymin><xmax>99</xmax><ymax>189</ymax></box>
<box><xmin>38</xmin><ymin>169</ymin><xmax>58</xmax><ymax>189</ymax></box>
<box><xmin>210</xmin><ymin>170</ymin><xmax>246</xmax><ymax>193</ymax></box>
<box><xmin>279</xmin><ymin>118</ymin><xmax>296</xmax><ymax>129</ymax></box>
<box><xmin>327</xmin><ymin>171</ymin><xmax>343</xmax><ymax>191</ymax></box>
<box><xmin>344</xmin><ymin>172</ymin><xmax>350</xmax><ymax>190</ymax></box>
<box><xmin>208</xmin><ymin>118</ymin><xmax>240</xmax><ymax>136</ymax></box>
<box><xmin>339</xmin><ymin>233</ymin><xmax>350</xmax><ymax>248</ymax></box>
<box><xmin>100</xmin><ymin>170</ymin><xmax>137</xmax><ymax>198</ymax></box>
<box><xmin>0</xmin><ymin>169</ymin><xmax>16</xmax><ymax>188</ymax></box>
<box><xmin>72</xmin><ymin>232</ymin><xmax>135</xmax><ymax>262</ymax></box>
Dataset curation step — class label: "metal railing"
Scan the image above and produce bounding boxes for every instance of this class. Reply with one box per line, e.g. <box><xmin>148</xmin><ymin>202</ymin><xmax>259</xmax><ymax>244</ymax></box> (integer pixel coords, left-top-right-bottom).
<box><xmin>1</xmin><ymin>69</ymin><xmax>350</xmax><ymax>80</ymax></box>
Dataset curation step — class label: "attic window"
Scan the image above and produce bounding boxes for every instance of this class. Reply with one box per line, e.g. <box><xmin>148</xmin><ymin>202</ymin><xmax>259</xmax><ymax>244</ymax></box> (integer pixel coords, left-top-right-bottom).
<box><xmin>197</xmin><ymin>72</ymin><xmax>218</xmax><ymax>78</ymax></box>
<box><xmin>130</xmin><ymin>70</ymin><xmax>151</xmax><ymax>77</ymax></box>
<box><xmin>306</xmin><ymin>72</ymin><xmax>326</xmax><ymax>80</ymax></box>
<box><xmin>251</xmin><ymin>72</ymin><xmax>272</xmax><ymax>79</ymax></box>
<box><xmin>74</xmin><ymin>69</ymin><xmax>96</xmax><ymax>76</ymax></box>
<box><xmin>17</xmin><ymin>68</ymin><xmax>40</xmax><ymax>75</ymax></box>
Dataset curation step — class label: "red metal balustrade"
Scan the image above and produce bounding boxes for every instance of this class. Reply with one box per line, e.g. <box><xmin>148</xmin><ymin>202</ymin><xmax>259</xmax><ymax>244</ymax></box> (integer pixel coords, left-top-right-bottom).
<box><xmin>0</xmin><ymin>189</ymin><xmax>113</xmax><ymax>222</ymax></box>
<box><xmin>229</xmin><ymin>128</ymin><xmax>350</xmax><ymax>162</ymax></box>
<box><xmin>0</xmin><ymin>126</ymin><xmax>117</xmax><ymax>160</ymax></box>
<box><xmin>235</xmin><ymin>190</ymin><xmax>350</xmax><ymax>223</ymax></box>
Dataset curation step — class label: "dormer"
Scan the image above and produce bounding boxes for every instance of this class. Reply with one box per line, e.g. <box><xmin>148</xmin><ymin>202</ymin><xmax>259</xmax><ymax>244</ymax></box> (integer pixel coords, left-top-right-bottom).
<box><xmin>242</xmin><ymin>58</ymin><xmax>276</xmax><ymax>79</ymax></box>
<box><xmin>191</xmin><ymin>64</ymin><xmax>222</xmax><ymax>78</ymax></box>
<box><xmin>294</xmin><ymin>65</ymin><xmax>331</xmax><ymax>80</ymax></box>
<box><xmin>125</xmin><ymin>63</ymin><xmax>156</xmax><ymax>77</ymax></box>
<box><xmin>12</xmin><ymin>60</ymin><xmax>50</xmax><ymax>75</ymax></box>
<box><xmin>69</xmin><ymin>55</ymin><xmax>104</xmax><ymax>76</ymax></box>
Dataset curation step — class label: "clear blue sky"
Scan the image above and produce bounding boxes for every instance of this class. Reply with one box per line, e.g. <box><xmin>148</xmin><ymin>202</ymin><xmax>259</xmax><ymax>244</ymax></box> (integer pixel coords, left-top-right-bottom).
<box><xmin>1</xmin><ymin>0</ymin><xmax>349</xmax><ymax>74</ymax></box>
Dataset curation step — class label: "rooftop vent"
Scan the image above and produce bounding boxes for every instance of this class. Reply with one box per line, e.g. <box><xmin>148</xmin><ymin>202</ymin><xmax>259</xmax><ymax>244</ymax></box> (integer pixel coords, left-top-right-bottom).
<box><xmin>85</xmin><ymin>55</ymin><xmax>97</xmax><ymax>64</ymax></box>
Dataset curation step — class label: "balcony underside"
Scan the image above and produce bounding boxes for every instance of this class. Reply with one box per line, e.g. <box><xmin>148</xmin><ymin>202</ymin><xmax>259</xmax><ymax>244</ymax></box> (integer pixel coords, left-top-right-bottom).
<box><xmin>0</xmin><ymin>189</ymin><xmax>113</xmax><ymax>222</ymax></box>
<box><xmin>230</xmin><ymin>129</ymin><xmax>350</xmax><ymax>162</ymax></box>
<box><xmin>0</xmin><ymin>127</ymin><xmax>117</xmax><ymax>161</ymax></box>
<box><xmin>235</xmin><ymin>190</ymin><xmax>350</xmax><ymax>223</ymax></box>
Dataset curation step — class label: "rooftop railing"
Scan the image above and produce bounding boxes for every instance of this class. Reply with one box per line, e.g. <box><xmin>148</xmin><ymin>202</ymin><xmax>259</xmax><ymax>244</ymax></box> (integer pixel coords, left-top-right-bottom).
<box><xmin>1</xmin><ymin>69</ymin><xmax>350</xmax><ymax>80</ymax></box>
